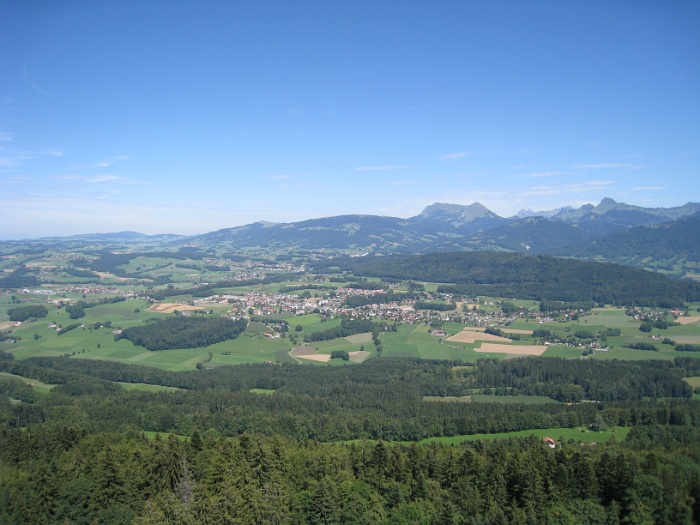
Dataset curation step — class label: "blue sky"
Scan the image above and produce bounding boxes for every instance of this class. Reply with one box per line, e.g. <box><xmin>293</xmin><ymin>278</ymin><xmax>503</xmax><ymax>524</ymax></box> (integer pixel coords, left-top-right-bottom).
<box><xmin>1</xmin><ymin>1</ymin><xmax>698</xmax><ymax>239</ymax></box>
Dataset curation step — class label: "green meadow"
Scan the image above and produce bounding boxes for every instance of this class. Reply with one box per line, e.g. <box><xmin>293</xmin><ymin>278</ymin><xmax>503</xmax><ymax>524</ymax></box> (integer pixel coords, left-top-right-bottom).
<box><xmin>423</xmin><ymin>395</ymin><xmax>560</xmax><ymax>404</ymax></box>
<box><xmin>417</xmin><ymin>426</ymin><xmax>631</xmax><ymax>445</ymax></box>
<box><xmin>117</xmin><ymin>382</ymin><xmax>182</xmax><ymax>392</ymax></box>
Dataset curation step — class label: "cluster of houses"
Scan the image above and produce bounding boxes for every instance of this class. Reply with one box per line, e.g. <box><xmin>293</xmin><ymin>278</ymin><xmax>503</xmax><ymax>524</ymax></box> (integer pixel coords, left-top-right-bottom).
<box><xmin>188</xmin><ymin>286</ymin><xmax>559</xmax><ymax>328</ymax></box>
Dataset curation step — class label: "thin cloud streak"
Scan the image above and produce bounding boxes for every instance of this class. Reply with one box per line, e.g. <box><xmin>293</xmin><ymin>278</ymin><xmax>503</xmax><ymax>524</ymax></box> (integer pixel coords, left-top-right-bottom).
<box><xmin>571</xmin><ymin>163</ymin><xmax>642</xmax><ymax>170</ymax></box>
<box><xmin>22</xmin><ymin>65</ymin><xmax>54</xmax><ymax>98</ymax></box>
<box><xmin>522</xmin><ymin>180</ymin><xmax>615</xmax><ymax>197</ymax></box>
<box><xmin>438</xmin><ymin>152</ymin><xmax>470</xmax><ymax>160</ymax></box>
<box><xmin>87</xmin><ymin>175</ymin><xmax>122</xmax><ymax>183</ymax></box>
<box><xmin>354</xmin><ymin>166</ymin><xmax>411</xmax><ymax>171</ymax></box>
<box><xmin>96</xmin><ymin>155</ymin><xmax>130</xmax><ymax>168</ymax></box>
<box><xmin>518</xmin><ymin>171</ymin><xmax>572</xmax><ymax>178</ymax></box>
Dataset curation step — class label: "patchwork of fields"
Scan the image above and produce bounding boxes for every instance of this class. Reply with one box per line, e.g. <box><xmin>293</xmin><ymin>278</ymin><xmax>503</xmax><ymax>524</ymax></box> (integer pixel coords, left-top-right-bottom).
<box><xmin>1</xmin><ymin>276</ymin><xmax>699</xmax><ymax>372</ymax></box>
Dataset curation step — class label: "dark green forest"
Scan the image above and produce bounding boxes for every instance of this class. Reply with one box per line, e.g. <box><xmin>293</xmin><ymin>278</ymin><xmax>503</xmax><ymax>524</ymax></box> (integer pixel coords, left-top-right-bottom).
<box><xmin>316</xmin><ymin>252</ymin><xmax>700</xmax><ymax>307</ymax></box>
<box><xmin>117</xmin><ymin>317</ymin><xmax>248</xmax><ymax>351</ymax></box>
<box><xmin>7</xmin><ymin>304</ymin><xmax>48</xmax><ymax>322</ymax></box>
<box><xmin>1</xmin><ymin>350</ymin><xmax>700</xmax><ymax>523</ymax></box>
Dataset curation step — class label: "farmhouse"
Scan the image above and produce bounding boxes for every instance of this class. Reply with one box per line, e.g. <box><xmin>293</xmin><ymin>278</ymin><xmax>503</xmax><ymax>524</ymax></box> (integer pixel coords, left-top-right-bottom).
<box><xmin>543</xmin><ymin>437</ymin><xmax>556</xmax><ymax>449</ymax></box>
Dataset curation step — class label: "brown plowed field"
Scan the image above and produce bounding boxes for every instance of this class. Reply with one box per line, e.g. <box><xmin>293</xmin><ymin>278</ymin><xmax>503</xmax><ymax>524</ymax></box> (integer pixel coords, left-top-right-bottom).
<box><xmin>147</xmin><ymin>303</ymin><xmax>204</xmax><ymax>313</ymax></box>
<box><xmin>474</xmin><ymin>342</ymin><xmax>547</xmax><ymax>356</ymax></box>
<box><xmin>447</xmin><ymin>331</ymin><xmax>512</xmax><ymax>344</ymax></box>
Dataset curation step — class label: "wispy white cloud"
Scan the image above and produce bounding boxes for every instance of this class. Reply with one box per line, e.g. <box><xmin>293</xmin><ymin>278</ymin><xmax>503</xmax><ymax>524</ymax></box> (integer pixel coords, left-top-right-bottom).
<box><xmin>571</xmin><ymin>163</ymin><xmax>643</xmax><ymax>170</ymax></box>
<box><xmin>50</xmin><ymin>173</ymin><xmax>148</xmax><ymax>186</ymax></box>
<box><xmin>522</xmin><ymin>180</ymin><xmax>615</xmax><ymax>197</ymax></box>
<box><xmin>0</xmin><ymin>132</ymin><xmax>13</xmax><ymax>142</ymax></box>
<box><xmin>631</xmin><ymin>186</ymin><xmax>665</xmax><ymax>191</ymax></box>
<box><xmin>517</xmin><ymin>170</ymin><xmax>572</xmax><ymax>178</ymax></box>
<box><xmin>438</xmin><ymin>152</ymin><xmax>470</xmax><ymax>160</ymax></box>
<box><xmin>4</xmin><ymin>175</ymin><xmax>34</xmax><ymax>184</ymax></box>
<box><xmin>266</xmin><ymin>174</ymin><xmax>292</xmax><ymax>181</ymax></box>
<box><xmin>22</xmin><ymin>65</ymin><xmax>54</xmax><ymax>98</ymax></box>
<box><xmin>388</xmin><ymin>180</ymin><xmax>417</xmax><ymax>186</ymax></box>
<box><xmin>0</xmin><ymin>145</ymin><xmax>64</xmax><ymax>170</ymax></box>
<box><xmin>0</xmin><ymin>154</ymin><xmax>34</xmax><ymax>168</ymax></box>
<box><xmin>96</xmin><ymin>155</ymin><xmax>130</xmax><ymax>168</ymax></box>
<box><xmin>354</xmin><ymin>165</ymin><xmax>411</xmax><ymax>171</ymax></box>
<box><xmin>53</xmin><ymin>175</ymin><xmax>84</xmax><ymax>181</ymax></box>
<box><xmin>87</xmin><ymin>175</ymin><xmax>122</xmax><ymax>183</ymax></box>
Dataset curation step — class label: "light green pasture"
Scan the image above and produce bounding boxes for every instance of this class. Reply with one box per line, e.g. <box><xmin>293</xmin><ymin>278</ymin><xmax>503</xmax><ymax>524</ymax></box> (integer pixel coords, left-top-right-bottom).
<box><xmin>423</xmin><ymin>395</ymin><xmax>559</xmax><ymax>404</ymax></box>
<box><xmin>249</xmin><ymin>388</ymin><xmax>276</xmax><ymax>395</ymax></box>
<box><xmin>380</xmin><ymin>324</ymin><xmax>482</xmax><ymax>361</ymax></box>
<box><xmin>118</xmin><ymin>382</ymin><xmax>182</xmax><ymax>392</ymax></box>
<box><xmin>592</xmin><ymin>347</ymin><xmax>673</xmax><ymax>360</ymax></box>
<box><xmin>542</xmin><ymin>345</ymin><xmax>583</xmax><ymax>358</ymax></box>
<box><xmin>418</xmin><ymin>426</ymin><xmax>630</xmax><ymax>445</ymax></box>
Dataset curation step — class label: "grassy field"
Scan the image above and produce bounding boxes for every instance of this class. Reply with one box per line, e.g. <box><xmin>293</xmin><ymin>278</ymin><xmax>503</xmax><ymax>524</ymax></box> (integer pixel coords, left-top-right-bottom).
<box><xmin>423</xmin><ymin>394</ymin><xmax>559</xmax><ymax>404</ymax></box>
<box><xmin>542</xmin><ymin>345</ymin><xmax>583</xmax><ymax>358</ymax></box>
<box><xmin>339</xmin><ymin>426</ymin><xmax>631</xmax><ymax>447</ymax></box>
<box><xmin>417</xmin><ymin>426</ymin><xmax>631</xmax><ymax>445</ymax></box>
<box><xmin>249</xmin><ymin>388</ymin><xmax>276</xmax><ymax>395</ymax></box>
<box><xmin>117</xmin><ymin>382</ymin><xmax>183</xmax><ymax>392</ymax></box>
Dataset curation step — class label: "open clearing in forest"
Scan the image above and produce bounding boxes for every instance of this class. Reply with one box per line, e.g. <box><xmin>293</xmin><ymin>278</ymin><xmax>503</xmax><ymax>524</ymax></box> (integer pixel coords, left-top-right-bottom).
<box><xmin>474</xmin><ymin>342</ymin><xmax>547</xmax><ymax>356</ymax></box>
<box><xmin>147</xmin><ymin>303</ymin><xmax>205</xmax><ymax>313</ymax></box>
<box><xmin>684</xmin><ymin>377</ymin><xmax>700</xmax><ymax>388</ymax></box>
<box><xmin>423</xmin><ymin>395</ymin><xmax>559</xmax><ymax>404</ymax></box>
<box><xmin>117</xmin><ymin>382</ymin><xmax>182</xmax><ymax>392</ymax></box>
<box><xmin>417</xmin><ymin>426</ymin><xmax>630</xmax><ymax>445</ymax></box>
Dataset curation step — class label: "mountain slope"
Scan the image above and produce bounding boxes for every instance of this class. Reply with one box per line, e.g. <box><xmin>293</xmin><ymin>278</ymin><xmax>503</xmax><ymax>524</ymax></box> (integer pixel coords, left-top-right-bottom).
<box><xmin>554</xmin><ymin>198</ymin><xmax>700</xmax><ymax>236</ymax></box>
<box><xmin>465</xmin><ymin>217</ymin><xmax>595</xmax><ymax>253</ymax></box>
<box><xmin>409</xmin><ymin>202</ymin><xmax>511</xmax><ymax>234</ymax></box>
<box><xmin>556</xmin><ymin>214</ymin><xmax>700</xmax><ymax>274</ymax></box>
<box><xmin>191</xmin><ymin>215</ymin><xmax>444</xmax><ymax>252</ymax></box>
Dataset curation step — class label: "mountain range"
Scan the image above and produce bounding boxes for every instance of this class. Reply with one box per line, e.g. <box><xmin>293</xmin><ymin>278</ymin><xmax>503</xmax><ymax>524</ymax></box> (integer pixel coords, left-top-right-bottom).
<box><xmin>185</xmin><ymin>198</ymin><xmax>700</xmax><ymax>276</ymax></box>
<box><xmin>5</xmin><ymin>198</ymin><xmax>700</xmax><ymax>276</ymax></box>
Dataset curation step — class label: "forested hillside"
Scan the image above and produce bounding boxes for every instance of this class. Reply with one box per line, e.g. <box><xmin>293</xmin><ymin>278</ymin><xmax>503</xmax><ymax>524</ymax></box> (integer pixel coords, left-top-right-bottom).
<box><xmin>2</xmin><ymin>351</ymin><xmax>700</xmax><ymax>523</ymax></box>
<box><xmin>317</xmin><ymin>252</ymin><xmax>700</xmax><ymax>306</ymax></box>
<box><xmin>556</xmin><ymin>214</ymin><xmax>700</xmax><ymax>273</ymax></box>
